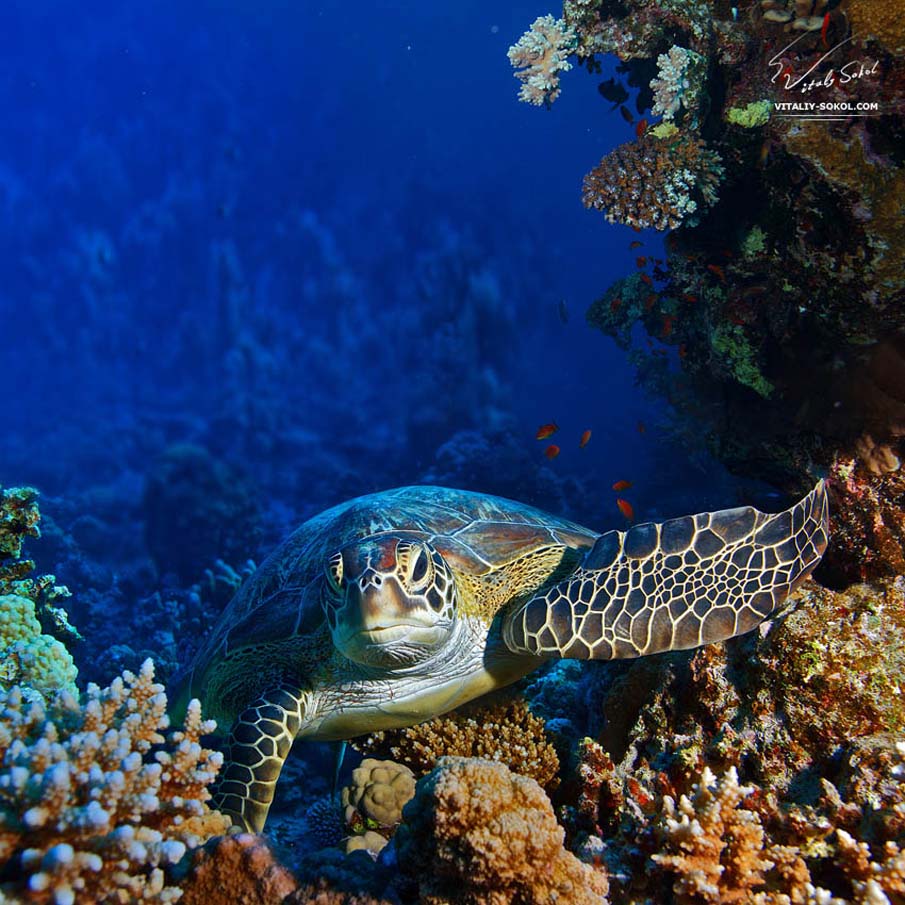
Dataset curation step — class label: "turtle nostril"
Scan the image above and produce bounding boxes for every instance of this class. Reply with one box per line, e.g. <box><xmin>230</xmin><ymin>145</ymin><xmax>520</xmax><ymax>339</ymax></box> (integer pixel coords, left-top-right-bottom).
<box><xmin>373</xmin><ymin>575</ymin><xmax>383</xmax><ymax>586</ymax></box>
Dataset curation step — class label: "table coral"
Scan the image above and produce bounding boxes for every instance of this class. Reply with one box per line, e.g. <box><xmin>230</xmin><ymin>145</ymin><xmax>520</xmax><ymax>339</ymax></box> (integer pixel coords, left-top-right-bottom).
<box><xmin>395</xmin><ymin>756</ymin><xmax>609</xmax><ymax>905</ymax></box>
<box><xmin>507</xmin><ymin>16</ymin><xmax>577</xmax><ymax>107</ymax></box>
<box><xmin>582</xmin><ymin>132</ymin><xmax>723</xmax><ymax>230</ymax></box>
<box><xmin>0</xmin><ymin>659</ymin><xmax>229</xmax><ymax>903</ymax></box>
<box><xmin>351</xmin><ymin>698</ymin><xmax>560</xmax><ymax>792</ymax></box>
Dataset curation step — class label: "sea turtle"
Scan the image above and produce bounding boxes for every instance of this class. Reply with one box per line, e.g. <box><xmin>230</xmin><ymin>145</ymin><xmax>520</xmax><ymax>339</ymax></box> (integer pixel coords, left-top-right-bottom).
<box><xmin>177</xmin><ymin>482</ymin><xmax>828</xmax><ymax>832</ymax></box>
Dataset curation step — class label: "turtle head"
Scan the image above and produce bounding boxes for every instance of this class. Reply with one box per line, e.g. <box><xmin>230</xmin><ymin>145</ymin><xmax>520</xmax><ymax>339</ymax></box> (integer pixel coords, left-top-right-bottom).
<box><xmin>321</xmin><ymin>532</ymin><xmax>458</xmax><ymax>668</ymax></box>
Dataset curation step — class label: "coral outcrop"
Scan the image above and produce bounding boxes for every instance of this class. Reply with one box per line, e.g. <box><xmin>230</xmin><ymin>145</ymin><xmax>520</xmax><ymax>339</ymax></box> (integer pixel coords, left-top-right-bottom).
<box><xmin>507</xmin><ymin>16</ymin><xmax>577</xmax><ymax>106</ymax></box>
<box><xmin>352</xmin><ymin>697</ymin><xmax>560</xmax><ymax>792</ymax></box>
<box><xmin>582</xmin><ymin>133</ymin><xmax>723</xmax><ymax>230</ymax></box>
<box><xmin>0</xmin><ymin>660</ymin><xmax>229</xmax><ymax>903</ymax></box>
<box><xmin>339</xmin><ymin>759</ymin><xmax>415</xmax><ymax>855</ymax></box>
<box><xmin>395</xmin><ymin>757</ymin><xmax>609</xmax><ymax>904</ymax></box>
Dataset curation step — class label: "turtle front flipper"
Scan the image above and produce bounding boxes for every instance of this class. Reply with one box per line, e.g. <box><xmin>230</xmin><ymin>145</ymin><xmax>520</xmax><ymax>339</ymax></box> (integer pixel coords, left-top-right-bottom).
<box><xmin>214</xmin><ymin>684</ymin><xmax>312</xmax><ymax>833</ymax></box>
<box><xmin>502</xmin><ymin>481</ymin><xmax>828</xmax><ymax>660</ymax></box>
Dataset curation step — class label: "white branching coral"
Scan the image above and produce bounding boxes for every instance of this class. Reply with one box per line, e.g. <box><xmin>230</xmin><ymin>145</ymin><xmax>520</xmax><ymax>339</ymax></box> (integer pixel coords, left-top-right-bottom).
<box><xmin>0</xmin><ymin>659</ymin><xmax>230</xmax><ymax>903</ymax></box>
<box><xmin>508</xmin><ymin>15</ymin><xmax>578</xmax><ymax>106</ymax></box>
<box><xmin>650</xmin><ymin>45</ymin><xmax>707</xmax><ymax>123</ymax></box>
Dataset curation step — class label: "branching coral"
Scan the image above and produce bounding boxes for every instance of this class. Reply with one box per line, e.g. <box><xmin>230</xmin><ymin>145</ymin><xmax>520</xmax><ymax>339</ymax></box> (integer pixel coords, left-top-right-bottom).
<box><xmin>351</xmin><ymin>698</ymin><xmax>560</xmax><ymax>792</ymax></box>
<box><xmin>507</xmin><ymin>15</ymin><xmax>577</xmax><ymax>106</ymax></box>
<box><xmin>650</xmin><ymin>46</ymin><xmax>706</xmax><ymax>125</ymax></box>
<box><xmin>583</xmin><ymin>132</ymin><xmax>723</xmax><ymax>230</ymax></box>
<box><xmin>395</xmin><ymin>757</ymin><xmax>609</xmax><ymax>905</ymax></box>
<box><xmin>0</xmin><ymin>659</ymin><xmax>229</xmax><ymax>903</ymax></box>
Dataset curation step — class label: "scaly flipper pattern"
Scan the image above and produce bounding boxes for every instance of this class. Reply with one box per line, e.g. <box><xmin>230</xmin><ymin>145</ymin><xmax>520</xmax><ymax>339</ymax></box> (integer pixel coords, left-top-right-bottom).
<box><xmin>213</xmin><ymin>684</ymin><xmax>311</xmax><ymax>832</ymax></box>
<box><xmin>503</xmin><ymin>481</ymin><xmax>829</xmax><ymax>659</ymax></box>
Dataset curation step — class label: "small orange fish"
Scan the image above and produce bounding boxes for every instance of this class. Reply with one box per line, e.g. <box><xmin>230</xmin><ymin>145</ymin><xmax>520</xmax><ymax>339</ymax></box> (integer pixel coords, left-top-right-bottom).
<box><xmin>644</xmin><ymin>293</ymin><xmax>657</xmax><ymax>311</ymax></box>
<box><xmin>682</xmin><ymin>293</ymin><xmax>698</xmax><ymax>304</ymax></box>
<box><xmin>616</xmin><ymin>498</ymin><xmax>635</xmax><ymax>521</ymax></box>
<box><xmin>536</xmin><ymin>423</ymin><xmax>559</xmax><ymax>440</ymax></box>
<box><xmin>612</xmin><ymin>480</ymin><xmax>632</xmax><ymax>491</ymax></box>
<box><xmin>821</xmin><ymin>11</ymin><xmax>830</xmax><ymax>46</ymax></box>
<box><xmin>610</xmin><ymin>297</ymin><xmax>622</xmax><ymax>313</ymax></box>
<box><xmin>636</xmin><ymin>256</ymin><xmax>647</xmax><ymax>268</ymax></box>
<box><xmin>678</xmin><ymin>343</ymin><xmax>688</xmax><ymax>359</ymax></box>
<box><xmin>631</xmin><ymin>225</ymin><xmax>642</xmax><ymax>233</ymax></box>
<box><xmin>545</xmin><ymin>444</ymin><xmax>561</xmax><ymax>460</ymax></box>
<box><xmin>579</xmin><ymin>429</ymin><xmax>592</xmax><ymax>448</ymax></box>
<box><xmin>661</xmin><ymin>314</ymin><xmax>675</xmax><ymax>338</ymax></box>
<box><xmin>640</xmin><ymin>273</ymin><xmax>653</xmax><ymax>287</ymax></box>
<box><xmin>629</xmin><ymin>240</ymin><xmax>643</xmax><ymax>249</ymax></box>
<box><xmin>635</xmin><ymin>118</ymin><xmax>648</xmax><ymax>138</ymax></box>
<box><xmin>707</xmin><ymin>264</ymin><xmax>726</xmax><ymax>282</ymax></box>
<box><xmin>637</xmin><ymin>420</ymin><xmax>646</xmax><ymax>434</ymax></box>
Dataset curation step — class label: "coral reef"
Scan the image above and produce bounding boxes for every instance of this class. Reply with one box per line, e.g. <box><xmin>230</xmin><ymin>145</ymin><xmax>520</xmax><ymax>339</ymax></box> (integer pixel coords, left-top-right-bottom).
<box><xmin>351</xmin><ymin>698</ymin><xmax>560</xmax><ymax>792</ymax></box>
<box><xmin>395</xmin><ymin>757</ymin><xmax>609</xmax><ymax>904</ymax></box>
<box><xmin>179</xmin><ymin>833</ymin><xmax>298</xmax><ymax>905</ymax></box>
<box><xmin>340</xmin><ymin>759</ymin><xmax>415</xmax><ymax>855</ymax></box>
<box><xmin>507</xmin><ymin>16</ymin><xmax>577</xmax><ymax>106</ymax></box>
<box><xmin>0</xmin><ymin>659</ymin><xmax>229</xmax><ymax>903</ymax></box>
<box><xmin>582</xmin><ymin>132</ymin><xmax>723</xmax><ymax>230</ymax></box>
<box><xmin>650</xmin><ymin>46</ymin><xmax>706</xmax><ymax>125</ymax></box>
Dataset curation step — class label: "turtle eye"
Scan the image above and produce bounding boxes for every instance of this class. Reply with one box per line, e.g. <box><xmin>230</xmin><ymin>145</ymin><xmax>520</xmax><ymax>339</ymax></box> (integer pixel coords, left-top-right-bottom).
<box><xmin>325</xmin><ymin>553</ymin><xmax>344</xmax><ymax>593</ymax></box>
<box><xmin>406</xmin><ymin>543</ymin><xmax>433</xmax><ymax>591</ymax></box>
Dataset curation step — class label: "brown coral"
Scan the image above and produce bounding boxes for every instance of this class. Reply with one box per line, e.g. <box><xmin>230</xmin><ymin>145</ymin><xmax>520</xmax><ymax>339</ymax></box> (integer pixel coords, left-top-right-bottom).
<box><xmin>847</xmin><ymin>0</ymin><xmax>905</xmax><ymax>52</ymax></box>
<box><xmin>180</xmin><ymin>833</ymin><xmax>298</xmax><ymax>905</ymax></box>
<box><xmin>352</xmin><ymin>697</ymin><xmax>560</xmax><ymax>792</ymax></box>
<box><xmin>395</xmin><ymin>757</ymin><xmax>609</xmax><ymax>905</ymax></box>
<box><xmin>0</xmin><ymin>660</ymin><xmax>230</xmax><ymax>903</ymax></box>
<box><xmin>582</xmin><ymin>132</ymin><xmax>723</xmax><ymax>230</ymax></box>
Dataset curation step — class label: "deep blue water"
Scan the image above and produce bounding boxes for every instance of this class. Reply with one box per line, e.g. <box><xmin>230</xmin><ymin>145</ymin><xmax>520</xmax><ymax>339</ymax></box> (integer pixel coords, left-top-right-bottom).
<box><xmin>0</xmin><ymin>1</ymin><xmax>741</xmax><ymax>680</ymax></box>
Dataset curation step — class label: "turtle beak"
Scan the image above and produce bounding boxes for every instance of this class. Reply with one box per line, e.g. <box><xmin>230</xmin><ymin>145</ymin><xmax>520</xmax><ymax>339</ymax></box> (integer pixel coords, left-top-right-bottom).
<box><xmin>345</xmin><ymin>573</ymin><xmax>409</xmax><ymax>631</ymax></box>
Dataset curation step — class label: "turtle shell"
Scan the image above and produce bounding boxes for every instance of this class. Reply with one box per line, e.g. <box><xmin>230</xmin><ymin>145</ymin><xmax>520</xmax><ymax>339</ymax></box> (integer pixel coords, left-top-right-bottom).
<box><xmin>181</xmin><ymin>486</ymin><xmax>597</xmax><ymax>723</ymax></box>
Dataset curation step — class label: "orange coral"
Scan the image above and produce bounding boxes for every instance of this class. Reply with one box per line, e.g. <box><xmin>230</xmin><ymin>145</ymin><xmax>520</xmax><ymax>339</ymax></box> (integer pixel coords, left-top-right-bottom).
<box><xmin>180</xmin><ymin>833</ymin><xmax>298</xmax><ymax>905</ymax></box>
<box><xmin>0</xmin><ymin>660</ymin><xmax>229</xmax><ymax>903</ymax></box>
<box><xmin>396</xmin><ymin>757</ymin><xmax>609</xmax><ymax>905</ymax></box>
<box><xmin>583</xmin><ymin>133</ymin><xmax>723</xmax><ymax>230</ymax></box>
<box><xmin>847</xmin><ymin>0</ymin><xmax>905</xmax><ymax>52</ymax></box>
<box><xmin>352</xmin><ymin>698</ymin><xmax>560</xmax><ymax>792</ymax></box>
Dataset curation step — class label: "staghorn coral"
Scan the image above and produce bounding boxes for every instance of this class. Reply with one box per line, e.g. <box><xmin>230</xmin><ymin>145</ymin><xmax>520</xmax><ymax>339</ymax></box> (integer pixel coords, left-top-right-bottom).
<box><xmin>507</xmin><ymin>16</ymin><xmax>577</xmax><ymax>106</ymax></box>
<box><xmin>0</xmin><ymin>659</ymin><xmax>229</xmax><ymax>903</ymax></box>
<box><xmin>582</xmin><ymin>132</ymin><xmax>723</xmax><ymax>230</ymax></box>
<box><xmin>653</xmin><ymin>766</ymin><xmax>778</xmax><ymax>904</ymax></box>
<box><xmin>179</xmin><ymin>833</ymin><xmax>298</xmax><ymax>905</ymax></box>
<box><xmin>395</xmin><ymin>756</ymin><xmax>609</xmax><ymax>905</ymax></box>
<box><xmin>351</xmin><ymin>697</ymin><xmax>560</xmax><ymax>792</ymax></box>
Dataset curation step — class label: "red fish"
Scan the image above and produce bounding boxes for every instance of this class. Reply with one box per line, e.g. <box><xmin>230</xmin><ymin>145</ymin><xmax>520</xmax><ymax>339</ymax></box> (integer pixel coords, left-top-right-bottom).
<box><xmin>821</xmin><ymin>12</ymin><xmax>830</xmax><ymax>46</ymax></box>
<box><xmin>678</xmin><ymin>343</ymin><xmax>688</xmax><ymax>359</ymax></box>
<box><xmin>612</xmin><ymin>480</ymin><xmax>632</xmax><ymax>491</ymax></box>
<box><xmin>682</xmin><ymin>293</ymin><xmax>698</xmax><ymax>304</ymax></box>
<box><xmin>661</xmin><ymin>314</ymin><xmax>675</xmax><ymax>338</ymax></box>
<box><xmin>707</xmin><ymin>264</ymin><xmax>726</xmax><ymax>282</ymax></box>
<box><xmin>536</xmin><ymin>423</ymin><xmax>559</xmax><ymax>440</ymax></box>
<box><xmin>629</xmin><ymin>240</ymin><xmax>643</xmax><ymax>249</ymax></box>
<box><xmin>636</xmin><ymin>256</ymin><xmax>647</xmax><ymax>268</ymax></box>
<box><xmin>545</xmin><ymin>444</ymin><xmax>561</xmax><ymax>460</ymax></box>
<box><xmin>635</xmin><ymin>118</ymin><xmax>648</xmax><ymax>138</ymax></box>
<box><xmin>640</xmin><ymin>273</ymin><xmax>653</xmax><ymax>287</ymax></box>
<box><xmin>631</xmin><ymin>225</ymin><xmax>642</xmax><ymax>233</ymax></box>
<box><xmin>579</xmin><ymin>430</ymin><xmax>592</xmax><ymax>448</ymax></box>
<box><xmin>616</xmin><ymin>498</ymin><xmax>635</xmax><ymax>521</ymax></box>
<box><xmin>636</xmin><ymin>420</ymin><xmax>646</xmax><ymax>434</ymax></box>
<box><xmin>610</xmin><ymin>297</ymin><xmax>622</xmax><ymax>313</ymax></box>
<box><xmin>644</xmin><ymin>293</ymin><xmax>657</xmax><ymax>311</ymax></box>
